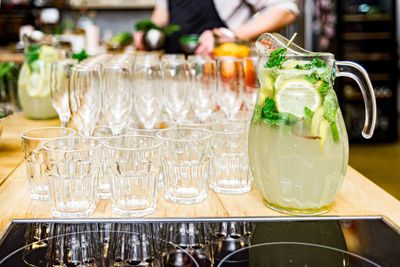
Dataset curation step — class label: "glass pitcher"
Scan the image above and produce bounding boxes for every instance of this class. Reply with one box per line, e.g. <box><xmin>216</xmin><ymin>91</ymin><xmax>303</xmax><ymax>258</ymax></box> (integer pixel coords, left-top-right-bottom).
<box><xmin>248</xmin><ymin>33</ymin><xmax>376</xmax><ymax>215</ymax></box>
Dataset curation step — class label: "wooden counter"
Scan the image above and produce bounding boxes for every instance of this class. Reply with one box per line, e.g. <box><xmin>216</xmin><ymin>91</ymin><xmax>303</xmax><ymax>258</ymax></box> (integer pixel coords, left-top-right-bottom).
<box><xmin>1</xmin><ymin>114</ymin><xmax>400</xmax><ymax>233</ymax></box>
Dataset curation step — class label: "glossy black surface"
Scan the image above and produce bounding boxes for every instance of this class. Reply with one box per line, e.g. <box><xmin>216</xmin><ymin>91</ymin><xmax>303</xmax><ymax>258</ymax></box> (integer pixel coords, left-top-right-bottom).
<box><xmin>0</xmin><ymin>217</ymin><xmax>399</xmax><ymax>266</ymax></box>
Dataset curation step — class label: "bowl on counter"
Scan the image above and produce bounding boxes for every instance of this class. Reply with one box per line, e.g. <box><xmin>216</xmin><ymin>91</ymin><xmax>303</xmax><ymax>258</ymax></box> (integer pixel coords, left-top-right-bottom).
<box><xmin>179</xmin><ymin>34</ymin><xmax>199</xmax><ymax>54</ymax></box>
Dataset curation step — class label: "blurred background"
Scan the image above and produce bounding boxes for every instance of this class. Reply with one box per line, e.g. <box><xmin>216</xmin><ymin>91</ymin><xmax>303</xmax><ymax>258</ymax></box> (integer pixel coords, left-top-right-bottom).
<box><xmin>0</xmin><ymin>0</ymin><xmax>399</xmax><ymax>199</ymax></box>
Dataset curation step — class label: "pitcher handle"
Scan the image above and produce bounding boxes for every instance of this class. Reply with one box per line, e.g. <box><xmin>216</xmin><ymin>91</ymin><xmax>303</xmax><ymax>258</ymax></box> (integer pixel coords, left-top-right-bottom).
<box><xmin>335</xmin><ymin>61</ymin><xmax>377</xmax><ymax>139</ymax></box>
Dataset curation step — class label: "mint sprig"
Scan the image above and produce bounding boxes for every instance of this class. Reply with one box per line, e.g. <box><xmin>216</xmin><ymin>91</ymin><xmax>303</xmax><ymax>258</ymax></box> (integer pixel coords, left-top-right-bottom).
<box><xmin>264</xmin><ymin>33</ymin><xmax>298</xmax><ymax>69</ymax></box>
<box><xmin>25</xmin><ymin>45</ymin><xmax>40</xmax><ymax>71</ymax></box>
<box><xmin>254</xmin><ymin>97</ymin><xmax>299</xmax><ymax>125</ymax></box>
<box><xmin>295</xmin><ymin>58</ymin><xmax>331</xmax><ymax>83</ymax></box>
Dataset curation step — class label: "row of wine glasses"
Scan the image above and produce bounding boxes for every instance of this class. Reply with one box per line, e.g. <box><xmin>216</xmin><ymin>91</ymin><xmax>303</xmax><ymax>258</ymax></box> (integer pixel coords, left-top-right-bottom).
<box><xmin>49</xmin><ymin>53</ymin><xmax>259</xmax><ymax>133</ymax></box>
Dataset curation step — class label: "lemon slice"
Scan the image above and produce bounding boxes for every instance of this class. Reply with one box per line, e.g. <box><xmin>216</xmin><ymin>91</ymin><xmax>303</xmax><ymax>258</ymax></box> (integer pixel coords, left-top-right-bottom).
<box><xmin>257</xmin><ymin>69</ymin><xmax>274</xmax><ymax>105</ymax></box>
<box><xmin>274</xmin><ymin>69</ymin><xmax>312</xmax><ymax>90</ymax></box>
<box><xmin>282</xmin><ymin>59</ymin><xmax>310</xmax><ymax>70</ymax></box>
<box><xmin>319</xmin><ymin>119</ymin><xmax>329</xmax><ymax>152</ymax></box>
<box><xmin>275</xmin><ymin>79</ymin><xmax>321</xmax><ymax>117</ymax></box>
<box><xmin>26</xmin><ymin>72</ymin><xmax>44</xmax><ymax>98</ymax></box>
<box><xmin>311</xmin><ymin>106</ymin><xmax>324</xmax><ymax>136</ymax></box>
<box><xmin>18</xmin><ymin>63</ymin><xmax>31</xmax><ymax>88</ymax></box>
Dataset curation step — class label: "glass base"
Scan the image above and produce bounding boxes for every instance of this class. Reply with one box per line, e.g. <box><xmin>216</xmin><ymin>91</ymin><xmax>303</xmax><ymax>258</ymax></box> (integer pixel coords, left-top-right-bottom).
<box><xmin>112</xmin><ymin>207</ymin><xmax>156</xmax><ymax>217</ymax></box>
<box><xmin>51</xmin><ymin>207</ymin><xmax>95</xmax><ymax>218</ymax></box>
<box><xmin>164</xmin><ymin>193</ymin><xmax>207</xmax><ymax>204</ymax></box>
<box><xmin>30</xmin><ymin>193</ymin><xmax>49</xmax><ymax>202</ymax></box>
<box><xmin>210</xmin><ymin>185</ymin><xmax>251</xmax><ymax>195</ymax></box>
<box><xmin>263</xmin><ymin>199</ymin><xmax>331</xmax><ymax>216</ymax></box>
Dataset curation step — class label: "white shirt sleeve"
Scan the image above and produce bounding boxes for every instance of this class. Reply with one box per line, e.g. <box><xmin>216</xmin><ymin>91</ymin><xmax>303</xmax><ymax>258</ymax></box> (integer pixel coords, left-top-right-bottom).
<box><xmin>247</xmin><ymin>0</ymin><xmax>299</xmax><ymax>15</ymax></box>
<box><xmin>156</xmin><ymin>0</ymin><xmax>168</xmax><ymax>9</ymax></box>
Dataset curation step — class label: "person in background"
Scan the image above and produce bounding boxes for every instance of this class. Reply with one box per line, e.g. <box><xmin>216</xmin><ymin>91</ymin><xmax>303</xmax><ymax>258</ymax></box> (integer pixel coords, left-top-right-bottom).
<box><xmin>134</xmin><ymin>0</ymin><xmax>299</xmax><ymax>55</ymax></box>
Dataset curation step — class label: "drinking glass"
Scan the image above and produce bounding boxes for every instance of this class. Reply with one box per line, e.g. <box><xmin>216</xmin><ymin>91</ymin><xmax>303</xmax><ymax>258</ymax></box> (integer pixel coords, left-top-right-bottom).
<box><xmin>243</xmin><ymin>56</ymin><xmax>259</xmax><ymax>111</ymax></box>
<box><xmin>104</xmin><ymin>135</ymin><xmax>162</xmax><ymax>216</ymax></box>
<box><xmin>21</xmin><ymin>127</ymin><xmax>76</xmax><ymax>201</ymax></box>
<box><xmin>102</xmin><ymin>63</ymin><xmax>132</xmax><ymax>134</ymax></box>
<box><xmin>50</xmin><ymin>59</ymin><xmax>77</xmax><ymax>127</ymax></box>
<box><xmin>156</xmin><ymin>128</ymin><xmax>212</xmax><ymax>204</ymax></box>
<box><xmin>161</xmin><ymin>53</ymin><xmax>185</xmax><ymax>62</ymax></box>
<box><xmin>42</xmin><ymin>137</ymin><xmax>102</xmax><ymax>218</ymax></box>
<box><xmin>210</xmin><ymin>122</ymin><xmax>251</xmax><ymax>194</ymax></box>
<box><xmin>162</xmin><ymin>59</ymin><xmax>191</xmax><ymax>123</ymax></box>
<box><xmin>69</xmin><ymin>64</ymin><xmax>102</xmax><ymax>135</ymax></box>
<box><xmin>179</xmin><ymin>113</ymin><xmax>220</xmax><ymax>130</ymax></box>
<box><xmin>79</xmin><ymin>126</ymin><xmax>133</xmax><ymax>200</ymax></box>
<box><xmin>189</xmin><ymin>58</ymin><xmax>217</xmax><ymax>122</ymax></box>
<box><xmin>127</xmin><ymin>119</ymin><xmax>177</xmax><ymax>136</ymax></box>
<box><xmin>216</xmin><ymin>57</ymin><xmax>245</xmax><ymax>119</ymax></box>
<box><xmin>132</xmin><ymin>58</ymin><xmax>164</xmax><ymax>130</ymax></box>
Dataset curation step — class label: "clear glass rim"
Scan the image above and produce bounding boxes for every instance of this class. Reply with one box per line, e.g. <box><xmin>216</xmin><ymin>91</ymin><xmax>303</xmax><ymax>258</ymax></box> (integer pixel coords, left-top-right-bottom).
<box><xmin>41</xmin><ymin>136</ymin><xmax>102</xmax><ymax>153</ymax></box>
<box><xmin>156</xmin><ymin>127</ymin><xmax>212</xmax><ymax>142</ymax></box>
<box><xmin>211</xmin><ymin>122</ymin><xmax>247</xmax><ymax>135</ymax></box>
<box><xmin>21</xmin><ymin>127</ymin><xmax>76</xmax><ymax>141</ymax></box>
<box><xmin>215</xmin><ymin>56</ymin><xmax>243</xmax><ymax>62</ymax></box>
<box><xmin>103</xmin><ymin>135</ymin><xmax>163</xmax><ymax>151</ymax></box>
<box><xmin>51</xmin><ymin>58</ymin><xmax>78</xmax><ymax>66</ymax></box>
<box><xmin>127</xmin><ymin>120</ymin><xmax>178</xmax><ymax>132</ymax></box>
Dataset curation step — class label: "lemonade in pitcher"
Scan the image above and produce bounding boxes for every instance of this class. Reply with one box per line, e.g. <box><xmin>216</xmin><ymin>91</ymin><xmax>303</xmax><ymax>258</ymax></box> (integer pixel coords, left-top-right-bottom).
<box><xmin>249</xmin><ymin>33</ymin><xmax>376</xmax><ymax>215</ymax></box>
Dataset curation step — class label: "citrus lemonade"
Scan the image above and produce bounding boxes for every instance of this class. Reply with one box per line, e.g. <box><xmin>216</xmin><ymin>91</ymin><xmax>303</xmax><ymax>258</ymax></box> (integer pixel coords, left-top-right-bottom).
<box><xmin>248</xmin><ymin>55</ymin><xmax>349</xmax><ymax>215</ymax></box>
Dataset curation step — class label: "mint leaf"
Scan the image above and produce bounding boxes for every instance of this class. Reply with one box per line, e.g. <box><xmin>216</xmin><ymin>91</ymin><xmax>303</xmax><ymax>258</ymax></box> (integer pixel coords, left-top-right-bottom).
<box><xmin>330</xmin><ymin>122</ymin><xmax>340</xmax><ymax>142</ymax></box>
<box><xmin>304</xmin><ymin>73</ymin><xmax>319</xmax><ymax>83</ymax></box>
<box><xmin>265</xmin><ymin>47</ymin><xmax>286</xmax><ymax>68</ymax></box>
<box><xmin>304</xmin><ymin>106</ymin><xmax>314</xmax><ymax>119</ymax></box>
<box><xmin>163</xmin><ymin>24</ymin><xmax>181</xmax><ymax>36</ymax></box>
<box><xmin>323</xmin><ymin>91</ymin><xmax>338</xmax><ymax>123</ymax></box>
<box><xmin>261</xmin><ymin>97</ymin><xmax>277</xmax><ymax>117</ymax></box>
<box><xmin>25</xmin><ymin>45</ymin><xmax>40</xmax><ymax>71</ymax></box>
<box><xmin>135</xmin><ymin>19</ymin><xmax>158</xmax><ymax>31</ymax></box>
<box><xmin>72</xmin><ymin>50</ymin><xmax>89</xmax><ymax>62</ymax></box>
<box><xmin>258</xmin><ymin>97</ymin><xmax>299</xmax><ymax>125</ymax></box>
<box><xmin>252</xmin><ymin>105</ymin><xmax>262</xmax><ymax>123</ymax></box>
<box><xmin>317</xmin><ymin>81</ymin><xmax>330</xmax><ymax>96</ymax></box>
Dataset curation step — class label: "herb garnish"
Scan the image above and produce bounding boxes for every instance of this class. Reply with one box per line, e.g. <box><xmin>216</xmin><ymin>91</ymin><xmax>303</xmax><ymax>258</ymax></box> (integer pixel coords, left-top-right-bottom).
<box><xmin>72</xmin><ymin>50</ymin><xmax>89</xmax><ymax>62</ymax></box>
<box><xmin>264</xmin><ymin>33</ymin><xmax>297</xmax><ymax>68</ymax></box>
<box><xmin>254</xmin><ymin>97</ymin><xmax>299</xmax><ymax>125</ymax></box>
<box><xmin>25</xmin><ymin>45</ymin><xmax>40</xmax><ymax>71</ymax></box>
<box><xmin>323</xmin><ymin>91</ymin><xmax>339</xmax><ymax>142</ymax></box>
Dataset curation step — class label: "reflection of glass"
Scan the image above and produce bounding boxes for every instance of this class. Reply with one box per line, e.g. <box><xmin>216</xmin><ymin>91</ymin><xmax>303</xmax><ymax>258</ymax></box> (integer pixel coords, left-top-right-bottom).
<box><xmin>21</xmin><ymin>127</ymin><xmax>76</xmax><ymax>201</ymax></box>
<box><xmin>42</xmin><ymin>137</ymin><xmax>102</xmax><ymax>218</ymax></box>
<box><xmin>50</xmin><ymin>59</ymin><xmax>77</xmax><ymax>127</ymax></box>
<box><xmin>189</xmin><ymin>58</ymin><xmax>217</xmax><ymax>122</ymax></box>
<box><xmin>132</xmin><ymin>58</ymin><xmax>164</xmax><ymax>130</ymax></box>
<box><xmin>216</xmin><ymin>57</ymin><xmax>244</xmax><ymax>119</ymax></box>
<box><xmin>156</xmin><ymin>128</ymin><xmax>212</xmax><ymax>204</ymax></box>
<box><xmin>104</xmin><ymin>135</ymin><xmax>162</xmax><ymax>216</ymax></box>
<box><xmin>69</xmin><ymin>65</ymin><xmax>102</xmax><ymax>135</ymax></box>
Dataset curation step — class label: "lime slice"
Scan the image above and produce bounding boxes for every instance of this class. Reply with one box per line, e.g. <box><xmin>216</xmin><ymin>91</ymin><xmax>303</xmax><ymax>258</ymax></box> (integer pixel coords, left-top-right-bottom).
<box><xmin>282</xmin><ymin>59</ymin><xmax>310</xmax><ymax>70</ymax></box>
<box><xmin>311</xmin><ymin>106</ymin><xmax>324</xmax><ymax>136</ymax></box>
<box><xmin>275</xmin><ymin>79</ymin><xmax>321</xmax><ymax>117</ymax></box>
<box><xmin>319</xmin><ymin>119</ymin><xmax>329</xmax><ymax>152</ymax></box>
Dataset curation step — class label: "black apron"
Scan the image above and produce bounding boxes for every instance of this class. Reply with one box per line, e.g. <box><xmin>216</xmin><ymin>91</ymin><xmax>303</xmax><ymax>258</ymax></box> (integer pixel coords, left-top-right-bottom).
<box><xmin>166</xmin><ymin>0</ymin><xmax>226</xmax><ymax>53</ymax></box>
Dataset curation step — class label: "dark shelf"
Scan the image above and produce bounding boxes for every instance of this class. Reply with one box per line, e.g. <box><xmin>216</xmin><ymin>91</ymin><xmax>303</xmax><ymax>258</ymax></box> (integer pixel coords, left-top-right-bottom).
<box><xmin>342</xmin><ymin>13</ymin><xmax>392</xmax><ymax>22</ymax></box>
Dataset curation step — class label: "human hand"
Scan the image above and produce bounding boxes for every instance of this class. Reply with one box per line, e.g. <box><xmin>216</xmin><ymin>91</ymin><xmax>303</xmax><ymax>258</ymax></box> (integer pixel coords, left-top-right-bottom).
<box><xmin>134</xmin><ymin>31</ymin><xmax>146</xmax><ymax>50</ymax></box>
<box><xmin>213</xmin><ymin>27</ymin><xmax>236</xmax><ymax>43</ymax></box>
<box><xmin>195</xmin><ymin>30</ymin><xmax>214</xmax><ymax>56</ymax></box>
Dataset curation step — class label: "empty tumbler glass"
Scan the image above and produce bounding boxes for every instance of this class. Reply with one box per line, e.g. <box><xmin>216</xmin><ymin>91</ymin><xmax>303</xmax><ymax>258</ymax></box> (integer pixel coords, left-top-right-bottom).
<box><xmin>104</xmin><ymin>135</ymin><xmax>162</xmax><ymax>216</ymax></box>
<box><xmin>42</xmin><ymin>137</ymin><xmax>102</xmax><ymax>218</ymax></box>
<box><xmin>156</xmin><ymin>128</ymin><xmax>212</xmax><ymax>204</ymax></box>
<box><xmin>50</xmin><ymin>59</ymin><xmax>77</xmax><ymax>127</ymax></box>
<box><xmin>21</xmin><ymin>127</ymin><xmax>76</xmax><ymax>201</ymax></box>
<box><xmin>243</xmin><ymin>56</ymin><xmax>259</xmax><ymax>111</ymax></box>
<box><xmin>210</xmin><ymin>122</ymin><xmax>251</xmax><ymax>194</ymax></box>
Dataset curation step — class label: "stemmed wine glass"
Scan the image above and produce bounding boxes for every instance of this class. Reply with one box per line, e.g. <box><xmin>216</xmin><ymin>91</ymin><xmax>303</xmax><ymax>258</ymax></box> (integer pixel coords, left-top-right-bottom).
<box><xmin>216</xmin><ymin>57</ymin><xmax>245</xmax><ymax>119</ymax></box>
<box><xmin>69</xmin><ymin>64</ymin><xmax>102</xmax><ymax>135</ymax></box>
<box><xmin>162</xmin><ymin>59</ymin><xmax>191</xmax><ymax>123</ymax></box>
<box><xmin>189</xmin><ymin>58</ymin><xmax>217</xmax><ymax>122</ymax></box>
<box><xmin>102</xmin><ymin>62</ymin><xmax>132</xmax><ymax>134</ymax></box>
<box><xmin>132</xmin><ymin>58</ymin><xmax>164</xmax><ymax>130</ymax></box>
<box><xmin>50</xmin><ymin>59</ymin><xmax>77</xmax><ymax>127</ymax></box>
<box><xmin>243</xmin><ymin>56</ymin><xmax>259</xmax><ymax>111</ymax></box>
